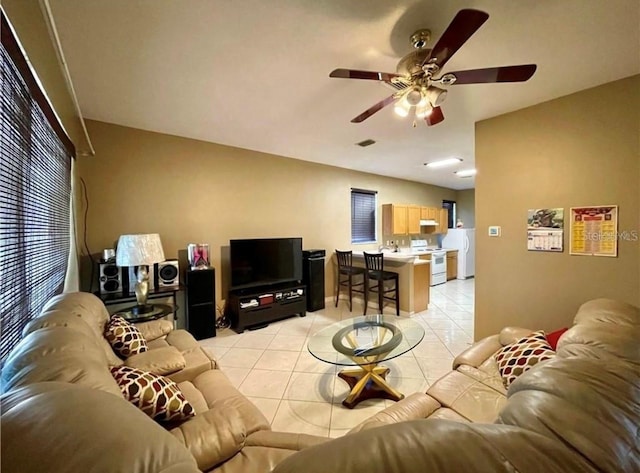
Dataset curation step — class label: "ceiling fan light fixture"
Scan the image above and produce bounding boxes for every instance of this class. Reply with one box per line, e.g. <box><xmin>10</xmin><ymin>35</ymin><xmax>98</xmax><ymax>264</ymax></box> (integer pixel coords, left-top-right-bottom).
<box><xmin>405</xmin><ymin>87</ymin><xmax>423</xmax><ymax>107</ymax></box>
<box><xmin>394</xmin><ymin>102</ymin><xmax>410</xmax><ymax>117</ymax></box>
<box><xmin>426</xmin><ymin>86</ymin><xmax>448</xmax><ymax>107</ymax></box>
<box><xmin>425</xmin><ymin>158</ymin><xmax>462</xmax><ymax>168</ymax></box>
<box><xmin>415</xmin><ymin>103</ymin><xmax>433</xmax><ymax>119</ymax></box>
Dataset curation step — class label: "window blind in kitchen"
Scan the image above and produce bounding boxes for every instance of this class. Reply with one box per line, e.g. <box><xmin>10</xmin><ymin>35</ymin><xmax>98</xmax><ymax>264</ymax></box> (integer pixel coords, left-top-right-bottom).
<box><xmin>351</xmin><ymin>189</ymin><xmax>377</xmax><ymax>243</ymax></box>
<box><xmin>0</xmin><ymin>13</ymin><xmax>73</xmax><ymax>362</ymax></box>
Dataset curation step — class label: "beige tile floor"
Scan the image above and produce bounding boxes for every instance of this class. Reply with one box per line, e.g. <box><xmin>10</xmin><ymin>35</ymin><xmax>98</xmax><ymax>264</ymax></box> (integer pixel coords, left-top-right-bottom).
<box><xmin>199</xmin><ymin>278</ymin><xmax>475</xmax><ymax>438</ymax></box>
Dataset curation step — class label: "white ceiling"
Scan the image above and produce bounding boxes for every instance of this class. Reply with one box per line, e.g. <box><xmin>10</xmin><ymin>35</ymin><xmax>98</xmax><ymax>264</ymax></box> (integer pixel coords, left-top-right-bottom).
<box><xmin>49</xmin><ymin>0</ymin><xmax>639</xmax><ymax>190</ymax></box>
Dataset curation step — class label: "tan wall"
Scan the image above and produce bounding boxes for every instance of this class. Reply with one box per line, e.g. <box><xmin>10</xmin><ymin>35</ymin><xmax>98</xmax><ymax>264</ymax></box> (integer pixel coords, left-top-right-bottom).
<box><xmin>475</xmin><ymin>75</ymin><xmax>640</xmax><ymax>339</ymax></box>
<box><xmin>455</xmin><ymin>189</ymin><xmax>475</xmax><ymax>228</ymax></box>
<box><xmin>78</xmin><ymin>120</ymin><xmax>457</xmax><ymax>305</ymax></box>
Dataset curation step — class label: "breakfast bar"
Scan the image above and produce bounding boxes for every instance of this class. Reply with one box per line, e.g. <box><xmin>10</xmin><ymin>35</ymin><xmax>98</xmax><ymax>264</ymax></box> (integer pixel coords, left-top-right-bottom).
<box><xmin>349</xmin><ymin>251</ymin><xmax>430</xmax><ymax>314</ymax></box>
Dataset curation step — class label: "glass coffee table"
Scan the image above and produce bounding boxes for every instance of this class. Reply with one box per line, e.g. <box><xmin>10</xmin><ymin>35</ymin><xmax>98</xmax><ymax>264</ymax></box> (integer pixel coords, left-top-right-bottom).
<box><xmin>308</xmin><ymin>315</ymin><xmax>425</xmax><ymax>409</ymax></box>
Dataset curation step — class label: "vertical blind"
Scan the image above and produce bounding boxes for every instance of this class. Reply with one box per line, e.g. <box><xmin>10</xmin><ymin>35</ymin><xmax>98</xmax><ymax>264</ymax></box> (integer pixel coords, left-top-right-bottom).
<box><xmin>0</xmin><ymin>14</ymin><xmax>73</xmax><ymax>362</ymax></box>
<box><xmin>351</xmin><ymin>189</ymin><xmax>377</xmax><ymax>243</ymax></box>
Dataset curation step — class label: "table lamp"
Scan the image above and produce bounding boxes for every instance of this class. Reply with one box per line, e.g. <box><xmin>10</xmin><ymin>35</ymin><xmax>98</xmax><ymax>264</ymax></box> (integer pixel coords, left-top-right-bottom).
<box><xmin>116</xmin><ymin>233</ymin><xmax>165</xmax><ymax>315</ymax></box>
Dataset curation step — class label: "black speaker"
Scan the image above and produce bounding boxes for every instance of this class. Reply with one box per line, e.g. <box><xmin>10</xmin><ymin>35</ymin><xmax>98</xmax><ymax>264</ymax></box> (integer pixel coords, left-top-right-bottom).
<box><xmin>155</xmin><ymin>259</ymin><xmax>180</xmax><ymax>287</ymax></box>
<box><xmin>185</xmin><ymin>268</ymin><xmax>216</xmax><ymax>339</ymax></box>
<box><xmin>303</xmin><ymin>250</ymin><xmax>325</xmax><ymax>312</ymax></box>
<box><xmin>99</xmin><ymin>262</ymin><xmax>124</xmax><ymax>294</ymax></box>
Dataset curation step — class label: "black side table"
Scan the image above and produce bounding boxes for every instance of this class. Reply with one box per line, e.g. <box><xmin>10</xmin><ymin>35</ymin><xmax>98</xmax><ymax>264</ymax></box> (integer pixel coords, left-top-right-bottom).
<box><xmin>116</xmin><ymin>303</ymin><xmax>174</xmax><ymax>324</ymax></box>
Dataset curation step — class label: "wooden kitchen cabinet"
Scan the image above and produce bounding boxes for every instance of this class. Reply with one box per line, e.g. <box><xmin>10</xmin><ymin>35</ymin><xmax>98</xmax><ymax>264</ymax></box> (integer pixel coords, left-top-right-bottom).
<box><xmin>438</xmin><ymin>208</ymin><xmax>449</xmax><ymax>235</ymax></box>
<box><xmin>446</xmin><ymin>250</ymin><xmax>458</xmax><ymax>280</ymax></box>
<box><xmin>421</xmin><ymin>206</ymin><xmax>439</xmax><ymax>220</ymax></box>
<box><xmin>413</xmin><ymin>261</ymin><xmax>430</xmax><ymax>311</ymax></box>
<box><xmin>382</xmin><ymin>204</ymin><xmax>408</xmax><ymax>235</ymax></box>
<box><xmin>383</xmin><ymin>204</ymin><xmax>423</xmax><ymax>235</ymax></box>
<box><xmin>407</xmin><ymin>206</ymin><xmax>421</xmax><ymax>234</ymax></box>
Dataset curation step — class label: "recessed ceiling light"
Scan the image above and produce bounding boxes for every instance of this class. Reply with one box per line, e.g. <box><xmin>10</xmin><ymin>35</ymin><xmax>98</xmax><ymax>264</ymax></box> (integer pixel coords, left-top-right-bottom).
<box><xmin>424</xmin><ymin>158</ymin><xmax>462</xmax><ymax>168</ymax></box>
<box><xmin>455</xmin><ymin>169</ymin><xmax>477</xmax><ymax>177</ymax></box>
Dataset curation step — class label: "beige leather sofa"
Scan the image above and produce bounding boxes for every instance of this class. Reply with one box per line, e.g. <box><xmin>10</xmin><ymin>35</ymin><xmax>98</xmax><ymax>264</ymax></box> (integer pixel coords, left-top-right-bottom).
<box><xmin>2</xmin><ymin>295</ymin><xmax>638</xmax><ymax>472</ymax></box>
<box><xmin>1</xmin><ymin>292</ymin><xmax>326</xmax><ymax>473</ymax></box>
<box><xmin>348</xmin><ymin>325</ymin><xmax>532</xmax><ymax>431</ymax></box>
<box><xmin>271</xmin><ymin>298</ymin><xmax>640</xmax><ymax>472</ymax></box>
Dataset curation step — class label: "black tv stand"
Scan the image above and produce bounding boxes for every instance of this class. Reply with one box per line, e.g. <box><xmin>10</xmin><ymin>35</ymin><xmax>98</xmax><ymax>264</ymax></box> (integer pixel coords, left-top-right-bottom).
<box><xmin>226</xmin><ymin>281</ymin><xmax>306</xmax><ymax>333</ymax></box>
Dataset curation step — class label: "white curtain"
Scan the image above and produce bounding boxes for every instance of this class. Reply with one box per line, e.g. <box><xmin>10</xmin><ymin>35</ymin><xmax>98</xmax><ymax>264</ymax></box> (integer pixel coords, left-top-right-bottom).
<box><xmin>64</xmin><ymin>158</ymin><xmax>79</xmax><ymax>291</ymax></box>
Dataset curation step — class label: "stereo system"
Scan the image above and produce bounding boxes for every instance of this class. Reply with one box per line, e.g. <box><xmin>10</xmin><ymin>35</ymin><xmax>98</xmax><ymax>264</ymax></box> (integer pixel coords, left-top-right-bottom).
<box><xmin>99</xmin><ymin>259</ymin><xmax>180</xmax><ymax>294</ymax></box>
<box><xmin>99</xmin><ymin>262</ymin><xmax>127</xmax><ymax>294</ymax></box>
<box><xmin>155</xmin><ymin>259</ymin><xmax>180</xmax><ymax>287</ymax></box>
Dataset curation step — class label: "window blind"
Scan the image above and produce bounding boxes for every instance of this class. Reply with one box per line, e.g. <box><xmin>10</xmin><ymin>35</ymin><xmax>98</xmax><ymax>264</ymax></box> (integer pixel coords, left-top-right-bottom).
<box><xmin>351</xmin><ymin>189</ymin><xmax>376</xmax><ymax>243</ymax></box>
<box><xmin>0</xmin><ymin>14</ymin><xmax>73</xmax><ymax>362</ymax></box>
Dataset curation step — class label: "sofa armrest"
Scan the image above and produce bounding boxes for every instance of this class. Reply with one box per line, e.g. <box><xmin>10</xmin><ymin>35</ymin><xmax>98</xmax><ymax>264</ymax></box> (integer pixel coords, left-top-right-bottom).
<box><xmin>171</xmin><ymin>407</ymin><xmax>246</xmax><ymax>471</ymax></box>
<box><xmin>452</xmin><ymin>335</ymin><xmax>501</xmax><ymax>370</ymax></box>
<box><xmin>135</xmin><ymin>319</ymin><xmax>174</xmax><ymax>341</ymax></box>
<box><xmin>499</xmin><ymin>327</ymin><xmax>534</xmax><ymax>346</ymax></box>
<box><xmin>125</xmin><ymin>346</ymin><xmax>186</xmax><ymax>375</ymax></box>
<box><xmin>348</xmin><ymin>393</ymin><xmax>441</xmax><ymax>434</ymax></box>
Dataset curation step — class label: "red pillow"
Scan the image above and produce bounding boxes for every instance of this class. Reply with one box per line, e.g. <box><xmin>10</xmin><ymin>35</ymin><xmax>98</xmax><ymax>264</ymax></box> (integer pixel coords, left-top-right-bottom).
<box><xmin>546</xmin><ymin>328</ymin><xmax>569</xmax><ymax>350</ymax></box>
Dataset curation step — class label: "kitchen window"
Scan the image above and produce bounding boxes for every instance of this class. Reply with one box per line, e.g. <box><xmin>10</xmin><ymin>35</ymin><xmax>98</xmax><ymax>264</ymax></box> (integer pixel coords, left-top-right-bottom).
<box><xmin>351</xmin><ymin>189</ymin><xmax>377</xmax><ymax>244</ymax></box>
<box><xmin>0</xmin><ymin>13</ymin><xmax>74</xmax><ymax>362</ymax></box>
<box><xmin>443</xmin><ymin>200</ymin><xmax>456</xmax><ymax>229</ymax></box>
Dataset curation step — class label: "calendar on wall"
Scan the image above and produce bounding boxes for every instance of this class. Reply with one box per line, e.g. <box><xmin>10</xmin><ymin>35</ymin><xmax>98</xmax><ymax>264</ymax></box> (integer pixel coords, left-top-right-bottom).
<box><xmin>527</xmin><ymin>208</ymin><xmax>564</xmax><ymax>252</ymax></box>
<box><xmin>569</xmin><ymin>206</ymin><xmax>618</xmax><ymax>257</ymax></box>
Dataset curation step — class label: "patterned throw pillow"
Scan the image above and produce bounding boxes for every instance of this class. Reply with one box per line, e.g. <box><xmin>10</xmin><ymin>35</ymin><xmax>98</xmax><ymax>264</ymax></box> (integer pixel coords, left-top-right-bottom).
<box><xmin>105</xmin><ymin>315</ymin><xmax>148</xmax><ymax>358</ymax></box>
<box><xmin>110</xmin><ymin>365</ymin><xmax>195</xmax><ymax>422</ymax></box>
<box><xmin>494</xmin><ymin>330</ymin><xmax>555</xmax><ymax>388</ymax></box>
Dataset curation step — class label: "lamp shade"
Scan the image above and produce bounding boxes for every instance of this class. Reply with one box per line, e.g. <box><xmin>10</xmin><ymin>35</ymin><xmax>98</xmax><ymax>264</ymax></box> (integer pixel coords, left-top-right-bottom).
<box><xmin>115</xmin><ymin>234</ymin><xmax>165</xmax><ymax>267</ymax></box>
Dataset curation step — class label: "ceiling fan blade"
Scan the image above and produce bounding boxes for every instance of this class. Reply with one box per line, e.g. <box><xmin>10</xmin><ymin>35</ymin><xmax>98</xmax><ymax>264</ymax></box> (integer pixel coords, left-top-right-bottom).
<box><xmin>447</xmin><ymin>64</ymin><xmax>537</xmax><ymax>84</ymax></box>
<box><xmin>351</xmin><ymin>94</ymin><xmax>398</xmax><ymax>123</ymax></box>
<box><xmin>426</xmin><ymin>9</ymin><xmax>489</xmax><ymax>69</ymax></box>
<box><xmin>330</xmin><ymin>68</ymin><xmax>401</xmax><ymax>82</ymax></box>
<box><xmin>425</xmin><ymin>106</ymin><xmax>445</xmax><ymax>126</ymax></box>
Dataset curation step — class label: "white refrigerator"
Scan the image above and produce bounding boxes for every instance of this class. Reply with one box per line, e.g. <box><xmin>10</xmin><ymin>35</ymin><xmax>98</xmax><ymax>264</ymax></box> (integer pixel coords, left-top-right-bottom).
<box><xmin>442</xmin><ymin>229</ymin><xmax>475</xmax><ymax>279</ymax></box>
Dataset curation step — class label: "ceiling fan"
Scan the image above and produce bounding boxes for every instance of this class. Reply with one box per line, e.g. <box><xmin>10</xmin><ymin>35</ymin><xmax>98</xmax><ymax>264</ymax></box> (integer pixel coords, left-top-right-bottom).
<box><xmin>329</xmin><ymin>9</ymin><xmax>537</xmax><ymax>126</ymax></box>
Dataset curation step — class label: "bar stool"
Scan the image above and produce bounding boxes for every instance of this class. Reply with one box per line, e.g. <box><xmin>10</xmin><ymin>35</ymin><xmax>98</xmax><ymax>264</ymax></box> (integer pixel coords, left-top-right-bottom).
<box><xmin>335</xmin><ymin>250</ymin><xmax>366</xmax><ymax>312</ymax></box>
<box><xmin>363</xmin><ymin>252</ymin><xmax>399</xmax><ymax>316</ymax></box>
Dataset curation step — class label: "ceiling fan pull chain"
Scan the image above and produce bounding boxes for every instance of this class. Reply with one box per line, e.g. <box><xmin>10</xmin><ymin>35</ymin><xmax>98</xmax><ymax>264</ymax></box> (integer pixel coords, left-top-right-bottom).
<box><xmin>412</xmin><ymin>119</ymin><xmax>417</xmax><ymax>128</ymax></box>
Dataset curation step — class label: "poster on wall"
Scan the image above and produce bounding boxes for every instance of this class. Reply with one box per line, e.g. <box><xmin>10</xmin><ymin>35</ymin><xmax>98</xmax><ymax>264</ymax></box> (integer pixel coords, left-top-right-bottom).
<box><xmin>527</xmin><ymin>208</ymin><xmax>564</xmax><ymax>252</ymax></box>
<box><xmin>570</xmin><ymin>205</ymin><xmax>618</xmax><ymax>257</ymax></box>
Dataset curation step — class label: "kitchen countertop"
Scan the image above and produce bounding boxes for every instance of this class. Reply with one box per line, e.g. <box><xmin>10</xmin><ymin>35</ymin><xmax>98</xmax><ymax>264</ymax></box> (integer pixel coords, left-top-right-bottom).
<box><xmin>351</xmin><ymin>250</ymin><xmax>429</xmax><ymax>265</ymax></box>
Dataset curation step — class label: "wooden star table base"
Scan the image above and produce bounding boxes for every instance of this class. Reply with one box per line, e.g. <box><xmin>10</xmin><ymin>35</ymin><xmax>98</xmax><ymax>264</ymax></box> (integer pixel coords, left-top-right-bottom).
<box><xmin>307</xmin><ymin>315</ymin><xmax>425</xmax><ymax>410</ymax></box>
<box><xmin>338</xmin><ymin>364</ymin><xmax>404</xmax><ymax>409</ymax></box>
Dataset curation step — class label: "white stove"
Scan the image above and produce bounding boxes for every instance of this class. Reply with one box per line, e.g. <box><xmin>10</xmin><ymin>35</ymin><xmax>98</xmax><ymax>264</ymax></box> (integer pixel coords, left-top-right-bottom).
<box><xmin>410</xmin><ymin>239</ymin><xmax>433</xmax><ymax>253</ymax></box>
<box><xmin>411</xmin><ymin>240</ymin><xmax>447</xmax><ymax>286</ymax></box>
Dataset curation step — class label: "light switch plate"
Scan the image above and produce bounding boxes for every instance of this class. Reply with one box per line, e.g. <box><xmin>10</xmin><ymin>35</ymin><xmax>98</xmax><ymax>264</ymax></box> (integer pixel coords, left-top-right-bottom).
<box><xmin>488</xmin><ymin>226</ymin><xmax>501</xmax><ymax>237</ymax></box>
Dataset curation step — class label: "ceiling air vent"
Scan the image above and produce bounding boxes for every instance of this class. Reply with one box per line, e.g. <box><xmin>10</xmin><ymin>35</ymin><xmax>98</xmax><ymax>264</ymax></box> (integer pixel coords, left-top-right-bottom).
<box><xmin>356</xmin><ymin>139</ymin><xmax>376</xmax><ymax>147</ymax></box>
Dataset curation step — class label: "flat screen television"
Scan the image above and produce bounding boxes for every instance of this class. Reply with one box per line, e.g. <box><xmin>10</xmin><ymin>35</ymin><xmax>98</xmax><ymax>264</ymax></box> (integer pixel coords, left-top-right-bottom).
<box><xmin>230</xmin><ymin>237</ymin><xmax>303</xmax><ymax>290</ymax></box>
